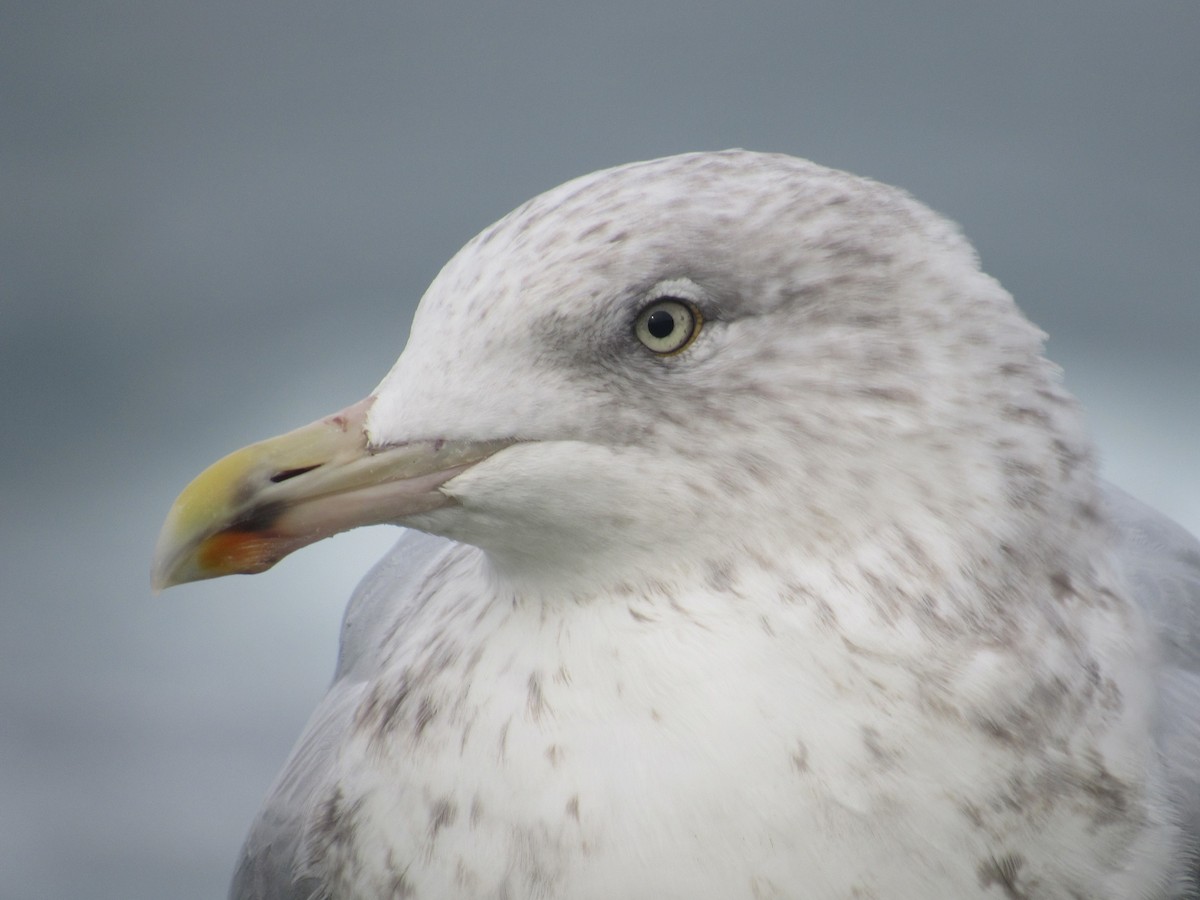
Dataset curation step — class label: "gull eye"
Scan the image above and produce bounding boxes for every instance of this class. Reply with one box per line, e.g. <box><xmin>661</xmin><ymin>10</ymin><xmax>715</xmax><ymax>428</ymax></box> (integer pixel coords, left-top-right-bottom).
<box><xmin>634</xmin><ymin>298</ymin><xmax>701</xmax><ymax>355</ymax></box>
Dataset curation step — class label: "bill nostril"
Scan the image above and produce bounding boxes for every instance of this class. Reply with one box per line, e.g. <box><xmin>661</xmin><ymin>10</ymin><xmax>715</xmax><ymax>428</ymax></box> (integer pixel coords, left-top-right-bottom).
<box><xmin>270</xmin><ymin>464</ymin><xmax>322</xmax><ymax>484</ymax></box>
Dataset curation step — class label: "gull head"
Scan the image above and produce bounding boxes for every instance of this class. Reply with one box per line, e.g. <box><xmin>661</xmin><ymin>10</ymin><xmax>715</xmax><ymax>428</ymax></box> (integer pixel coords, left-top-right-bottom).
<box><xmin>154</xmin><ymin>150</ymin><xmax>1094</xmax><ymax>599</ymax></box>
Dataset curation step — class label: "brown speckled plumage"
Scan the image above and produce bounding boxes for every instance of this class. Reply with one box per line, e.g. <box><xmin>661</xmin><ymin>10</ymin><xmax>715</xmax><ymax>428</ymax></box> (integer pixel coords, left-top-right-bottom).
<box><xmin>217</xmin><ymin>152</ymin><xmax>1200</xmax><ymax>899</ymax></box>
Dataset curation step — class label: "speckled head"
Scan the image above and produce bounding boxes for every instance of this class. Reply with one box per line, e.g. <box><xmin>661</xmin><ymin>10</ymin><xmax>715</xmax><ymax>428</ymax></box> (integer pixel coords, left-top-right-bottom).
<box><xmin>156</xmin><ymin>150</ymin><xmax>1095</xmax><ymax>598</ymax></box>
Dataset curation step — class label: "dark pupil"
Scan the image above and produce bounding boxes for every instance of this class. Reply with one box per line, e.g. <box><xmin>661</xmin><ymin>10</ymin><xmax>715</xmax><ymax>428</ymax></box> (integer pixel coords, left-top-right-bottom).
<box><xmin>646</xmin><ymin>308</ymin><xmax>677</xmax><ymax>339</ymax></box>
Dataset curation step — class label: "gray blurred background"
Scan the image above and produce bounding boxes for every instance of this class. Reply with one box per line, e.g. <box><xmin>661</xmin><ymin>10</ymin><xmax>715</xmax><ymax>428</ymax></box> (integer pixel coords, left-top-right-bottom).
<box><xmin>2</xmin><ymin>2</ymin><xmax>1196</xmax><ymax>897</ymax></box>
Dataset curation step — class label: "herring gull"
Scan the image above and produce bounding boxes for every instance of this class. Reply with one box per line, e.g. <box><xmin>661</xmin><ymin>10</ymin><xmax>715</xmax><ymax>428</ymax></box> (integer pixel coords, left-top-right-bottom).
<box><xmin>153</xmin><ymin>150</ymin><xmax>1200</xmax><ymax>899</ymax></box>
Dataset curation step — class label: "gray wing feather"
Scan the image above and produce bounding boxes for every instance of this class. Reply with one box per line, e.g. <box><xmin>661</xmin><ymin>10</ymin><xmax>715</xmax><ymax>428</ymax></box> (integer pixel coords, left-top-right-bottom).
<box><xmin>1104</xmin><ymin>483</ymin><xmax>1200</xmax><ymax>877</ymax></box>
<box><xmin>1106</xmin><ymin>484</ymin><xmax>1200</xmax><ymax>672</ymax></box>
<box><xmin>229</xmin><ymin>529</ymin><xmax>462</xmax><ymax>900</ymax></box>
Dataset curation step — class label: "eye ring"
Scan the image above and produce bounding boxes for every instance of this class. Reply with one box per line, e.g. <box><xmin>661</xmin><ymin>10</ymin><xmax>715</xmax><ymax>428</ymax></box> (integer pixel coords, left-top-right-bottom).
<box><xmin>634</xmin><ymin>298</ymin><xmax>702</xmax><ymax>355</ymax></box>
